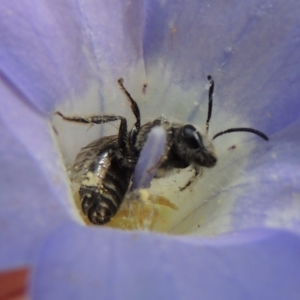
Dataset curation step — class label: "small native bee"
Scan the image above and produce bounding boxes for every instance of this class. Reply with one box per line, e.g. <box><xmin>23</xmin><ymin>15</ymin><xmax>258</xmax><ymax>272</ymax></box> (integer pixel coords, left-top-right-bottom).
<box><xmin>56</xmin><ymin>76</ymin><xmax>268</xmax><ymax>225</ymax></box>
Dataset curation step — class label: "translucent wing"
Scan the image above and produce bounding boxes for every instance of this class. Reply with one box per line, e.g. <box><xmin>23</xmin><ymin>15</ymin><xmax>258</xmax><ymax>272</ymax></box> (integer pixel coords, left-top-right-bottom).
<box><xmin>70</xmin><ymin>135</ymin><xmax>118</xmax><ymax>182</ymax></box>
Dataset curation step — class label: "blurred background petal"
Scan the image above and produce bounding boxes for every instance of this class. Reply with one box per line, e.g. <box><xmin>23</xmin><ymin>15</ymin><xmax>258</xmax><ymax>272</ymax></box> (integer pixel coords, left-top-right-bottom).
<box><xmin>0</xmin><ymin>77</ymin><xmax>71</xmax><ymax>268</ymax></box>
<box><xmin>142</xmin><ymin>0</ymin><xmax>300</xmax><ymax>132</ymax></box>
<box><xmin>31</xmin><ymin>224</ymin><xmax>300</xmax><ymax>300</ymax></box>
<box><xmin>232</xmin><ymin>120</ymin><xmax>300</xmax><ymax>232</ymax></box>
<box><xmin>0</xmin><ymin>0</ymin><xmax>91</xmax><ymax>114</ymax></box>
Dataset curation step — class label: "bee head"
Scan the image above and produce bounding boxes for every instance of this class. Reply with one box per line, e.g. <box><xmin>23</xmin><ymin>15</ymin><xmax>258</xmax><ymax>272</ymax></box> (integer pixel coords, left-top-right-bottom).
<box><xmin>176</xmin><ymin>124</ymin><xmax>217</xmax><ymax>168</ymax></box>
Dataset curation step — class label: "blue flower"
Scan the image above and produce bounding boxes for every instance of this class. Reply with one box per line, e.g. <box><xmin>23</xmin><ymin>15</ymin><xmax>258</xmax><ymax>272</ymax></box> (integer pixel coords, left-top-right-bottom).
<box><xmin>1</xmin><ymin>0</ymin><xmax>300</xmax><ymax>299</ymax></box>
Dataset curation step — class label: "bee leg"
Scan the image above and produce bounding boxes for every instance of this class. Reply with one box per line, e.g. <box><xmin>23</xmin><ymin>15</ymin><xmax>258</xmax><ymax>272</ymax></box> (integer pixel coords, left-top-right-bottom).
<box><xmin>55</xmin><ymin>111</ymin><xmax>125</xmax><ymax>125</ymax></box>
<box><xmin>118</xmin><ymin>78</ymin><xmax>141</xmax><ymax>132</ymax></box>
<box><xmin>118</xmin><ymin>78</ymin><xmax>141</xmax><ymax>147</ymax></box>
<box><xmin>55</xmin><ymin>111</ymin><xmax>129</xmax><ymax>151</ymax></box>
<box><xmin>179</xmin><ymin>167</ymin><xmax>201</xmax><ymax>191</ymax></box>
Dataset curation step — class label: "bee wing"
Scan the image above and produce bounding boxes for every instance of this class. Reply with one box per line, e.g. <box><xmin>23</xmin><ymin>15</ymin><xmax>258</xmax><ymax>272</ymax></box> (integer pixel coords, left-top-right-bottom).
<box><xmin>70</xmin><ymin>135</ymin><xmax>118</xmax><ymax>182</ymax></box>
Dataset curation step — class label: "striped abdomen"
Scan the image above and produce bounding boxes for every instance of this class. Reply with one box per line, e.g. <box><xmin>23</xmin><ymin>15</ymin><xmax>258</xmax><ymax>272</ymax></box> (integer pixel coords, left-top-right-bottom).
<box><xmin>79</xmin><ymin>150</ymin><xmax>133</xmax><ymax>225</ymax></box>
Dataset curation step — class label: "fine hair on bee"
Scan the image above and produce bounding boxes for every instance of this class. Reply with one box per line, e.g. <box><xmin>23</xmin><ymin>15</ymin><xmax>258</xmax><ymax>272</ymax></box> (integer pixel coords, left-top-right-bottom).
<box><xmin>56</xmin><ymin>76</ymin><xmax>268</xmax><ymax>225</ymax></box>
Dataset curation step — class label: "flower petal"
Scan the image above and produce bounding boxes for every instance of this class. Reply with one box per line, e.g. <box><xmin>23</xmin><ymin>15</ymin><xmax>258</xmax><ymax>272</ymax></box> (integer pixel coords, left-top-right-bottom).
<box><xmin>0</xmin><ymin>0</ymin><xmax>92</xmax><ymax>114</ymax></box>
<box><xmin>142</xmin><ymin>0</ymin><xmax>300</xmax><ymax>133</ymax></box>
<box><xmin>31</xmin><ymin>224</ymin><xmax>300</xmax><ymax>299</ymax></box>
<box><xmin>232</xmin><ymin>120</ymin><xmax>300</xmax><ymax>232</ymax></box>
<box><xmin>0</xmin><ymin>78</ymin><xmax>72</xmax><ymax>268</ymax></box>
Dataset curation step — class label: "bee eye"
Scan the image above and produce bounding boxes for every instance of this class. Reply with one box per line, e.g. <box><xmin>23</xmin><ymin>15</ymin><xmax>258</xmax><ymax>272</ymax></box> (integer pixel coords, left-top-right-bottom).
<box><xmin>182</xmin><ymin>125</ymin><xmax>203</xmax><ymax>149</ymax></box>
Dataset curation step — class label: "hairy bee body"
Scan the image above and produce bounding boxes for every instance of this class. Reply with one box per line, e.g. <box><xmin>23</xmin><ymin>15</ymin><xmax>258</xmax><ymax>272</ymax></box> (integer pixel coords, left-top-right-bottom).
<box><xmin>135</xmin><ymin>118</ymin><xmax>217</xmax><ymax>174</ymax></box>
<box><xmin>71</xmin><ymin>136</ymin><xmax>136</xmax><ymax>224</ymax></box>
<box><xmin>69</xmin><ymin>116</ymin><xmax>217</xmax><ymax>224</ymax></box>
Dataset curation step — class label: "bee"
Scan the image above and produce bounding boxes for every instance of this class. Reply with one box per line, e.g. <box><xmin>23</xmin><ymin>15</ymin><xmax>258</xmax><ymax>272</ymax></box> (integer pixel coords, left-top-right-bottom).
<box><xmin>56</xmin><ymin>76</ymin><xmax>268</xmax><ymax>225</ymax></box>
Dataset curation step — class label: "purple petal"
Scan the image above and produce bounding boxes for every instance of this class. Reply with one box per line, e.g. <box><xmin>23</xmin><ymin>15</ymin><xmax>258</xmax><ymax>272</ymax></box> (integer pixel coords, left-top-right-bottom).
<box><xmin>232</xmin><ymin>120</ymin><xmax>300</xmax><ymax>232</ymax></box>
<box><xmin>0</xmin><ymin>0</ymin><xmax>145</xmax><ymax>114</ymax></box>
<box><xmin>143</xmin><ymin>0</ymin><xmax>300</xmax><ymax>132</ymax></box>
<box><xmin>0</xmin><ymin>79</ymin><xmax>72</xmax><ymax>268</ymax></box>
<box><xmin>0</xmin><ymin>0</ymin><xmax>92</xmax><ymax>114</ymax></box>
<box><xmin>31</xmin><ymin>224</ymin><xmax>300</xmax><ymax>299</ymax></box>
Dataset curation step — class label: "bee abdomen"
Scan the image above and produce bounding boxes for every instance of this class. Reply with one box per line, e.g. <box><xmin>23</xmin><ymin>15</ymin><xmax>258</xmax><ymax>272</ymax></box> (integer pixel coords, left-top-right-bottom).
<box><xmin>80</xmin><ymin>168</ymin><xmax>131</xmax><ymax>225</ymax></box>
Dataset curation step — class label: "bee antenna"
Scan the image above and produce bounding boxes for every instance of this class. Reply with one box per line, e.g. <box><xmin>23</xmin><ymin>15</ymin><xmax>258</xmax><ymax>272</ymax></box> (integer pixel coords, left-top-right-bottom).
<box><xmin>206</xmin><ymin>75</ymin><xmax>214</xmax><ymax>134</ymax></box>
<box><xmin>212</xmin><ymin>127</ymin><xmax>269</xmax><ymax>141</ymax></box>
